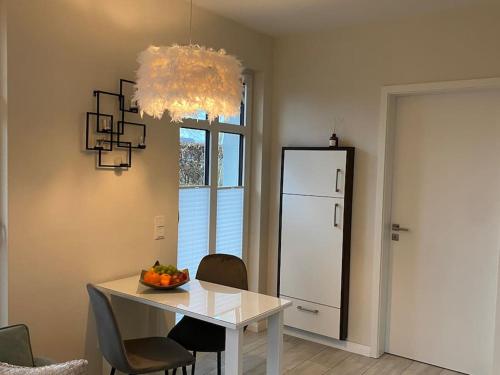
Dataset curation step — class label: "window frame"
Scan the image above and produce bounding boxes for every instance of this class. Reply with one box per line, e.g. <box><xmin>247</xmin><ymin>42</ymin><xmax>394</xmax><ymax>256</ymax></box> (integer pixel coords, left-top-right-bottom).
<box><xmin>178</xmin><ymin>72</ymin><xmax>253</xmax><ymax>264</ymax></box>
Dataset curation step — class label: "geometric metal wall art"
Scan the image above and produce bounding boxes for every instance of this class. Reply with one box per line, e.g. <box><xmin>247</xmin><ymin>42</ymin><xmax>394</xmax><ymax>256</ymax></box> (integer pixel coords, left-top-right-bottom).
<box><xmin>85</xmin><ymin>79</ymin><xmax>146</xmax><ymax>169</ymax></box>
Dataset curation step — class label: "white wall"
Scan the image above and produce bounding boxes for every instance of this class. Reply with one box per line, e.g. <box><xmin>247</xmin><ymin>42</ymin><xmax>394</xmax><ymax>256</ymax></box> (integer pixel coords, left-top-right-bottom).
<box><xmin>269</xmin><ymin>3</ymin><xmax>500</xmax><ymax>346</ymax></box>
<box><xmin>3</xmin><ymin>0</ymin><xmax>273</xmax><ymax>372</ymax></box>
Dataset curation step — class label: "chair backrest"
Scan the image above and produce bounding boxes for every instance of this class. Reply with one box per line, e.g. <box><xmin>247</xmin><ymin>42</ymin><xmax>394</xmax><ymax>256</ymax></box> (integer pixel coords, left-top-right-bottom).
<box><xmin>196</xmin><ymin>254</ymin><xmax>248</xmax><ymax>290</ymax></box>
<box><xmin>86</xmin><ymin>284</ymin><xmax>131</xmax><ymax>372</ymax></box>
<box><xmin>0</xmin><ymin>324</ymin><xmax>35</xmax><ymax>367</ymax></box>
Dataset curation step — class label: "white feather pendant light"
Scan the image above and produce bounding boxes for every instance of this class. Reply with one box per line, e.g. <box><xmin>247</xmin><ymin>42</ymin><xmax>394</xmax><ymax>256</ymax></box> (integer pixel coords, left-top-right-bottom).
<box><xmin>134</xmin><ymin>44</ymin><xmax>243</xmax><ymax>123</ymax></box>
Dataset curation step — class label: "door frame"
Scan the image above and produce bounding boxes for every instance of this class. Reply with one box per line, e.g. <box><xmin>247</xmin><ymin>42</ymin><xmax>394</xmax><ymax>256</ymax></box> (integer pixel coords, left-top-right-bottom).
<box><xmin>370</xmin><ymin>77</ymin><xmax>500</xmax><ymax>364</ymax></box>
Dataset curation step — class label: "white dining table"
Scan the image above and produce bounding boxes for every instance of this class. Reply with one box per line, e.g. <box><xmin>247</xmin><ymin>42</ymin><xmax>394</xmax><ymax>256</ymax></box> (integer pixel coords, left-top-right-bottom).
<box><xmin>97</xmin><ymin>275</ymin><xmax>292</xmax><ymax>374</ymax></box>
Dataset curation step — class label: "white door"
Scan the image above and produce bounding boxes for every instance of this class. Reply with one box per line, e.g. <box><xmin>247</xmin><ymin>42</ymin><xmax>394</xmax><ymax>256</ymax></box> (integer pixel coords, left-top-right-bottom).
<box><xmin>387</xmin><ymin>90</ymin><xmax>500</xmax><ymax>374</ymax></box>
<box><xmin>283</xmin><ymin>150</ymin><xmax>346</xmax><ymax>198</ymax></box>
<box><xmin>280</xmin><ymin>194</ymin><xmax>343</xmax><ymax>307</ymax></box>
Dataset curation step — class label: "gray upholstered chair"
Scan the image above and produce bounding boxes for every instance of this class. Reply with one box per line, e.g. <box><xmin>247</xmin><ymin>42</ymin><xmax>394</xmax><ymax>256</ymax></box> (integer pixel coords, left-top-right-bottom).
<box><xmin>87</xmin><ymin>284</ymin><xmax>195</xmax><ymax>375</ymax></box>
<box><xmin>167</xmin><ymin>254</ymin><xmax>248</xmax><ymax>375</ymax></box>
<box><xmin>0</xmin><ymin>324</ymin><xmax>54</xmax><ymax>367</ymax></box>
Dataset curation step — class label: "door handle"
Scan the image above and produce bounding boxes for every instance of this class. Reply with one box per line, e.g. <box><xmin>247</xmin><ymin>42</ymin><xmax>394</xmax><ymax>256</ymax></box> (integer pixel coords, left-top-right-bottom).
<box><xmin>334</xmin><ymin>203</ymin><xmax>339</xmax><ymax>227</ymax></box>
<box><xmin>392</xmin><ymin>224</ymin><xmax>409</xmax><ymax>232</ymax></box>
<box><xmin>297</xmin><ymin>306</ymin><xmax>319</xmax><ymax>314</ymax></box>
<box><xmin>335</xmin><ymin>169</ymin><xmax>341</xmax><ymax>193</ymax></box>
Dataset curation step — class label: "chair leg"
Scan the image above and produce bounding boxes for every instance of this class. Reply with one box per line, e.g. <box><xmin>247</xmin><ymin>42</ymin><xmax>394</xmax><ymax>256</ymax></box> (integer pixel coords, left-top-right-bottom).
<box><xmin>191</xmin><ymin>351</ymin><xmax>197</xmax><ymax>375</ymax></box>
<box><xmin>217</xmin><ymin>352</ymin><xmax>222</xmax><ymax>375</ymax></box>
<box><xmin>110</xmin><ymin>369</ymin><xmax>115</xmax><ymax>375</ymax></box>
<box><xmin>182</xmin><ymin>367</ymin><xmax>187</xmax><ymax>375</ymax></box>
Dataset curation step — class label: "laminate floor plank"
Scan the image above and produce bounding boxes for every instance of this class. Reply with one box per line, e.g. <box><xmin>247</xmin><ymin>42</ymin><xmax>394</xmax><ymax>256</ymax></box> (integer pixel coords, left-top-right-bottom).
<box><xmin>187</xmin><ymin>332</ymin><xmax>461</xmax><ymax>375</ymax></box>
<box><xmin>363</xmin><ymin>354</ymin><xmax>413</xmax><ymax>375</ymax></box>
<box><xmin>324</xmin><ymin>353</ymin><xmax>377</xmax><ymax>375</ymax></box>
<box><xmin>285</xmin><ymin>360</ymin><xmax>330</xmax><ymax>375</ymax></box>
<box><xmin>401</xmin><ymin>361</ymin><xmax>446</xmax><ymax>375</ymax></box>
<box><xmin>282</xmin><ymin>339</ymin><xmax>328</xmax><ymax>371</ymax></box>
<box><xmin>440</xmin><ymin>370</ymin><xmax>465</xmax><ymax>375</ymax></box>
<box><xmin>309</xmin><ymin>346</ymin><xmax>352</xmax><ymax>368</ymax></box>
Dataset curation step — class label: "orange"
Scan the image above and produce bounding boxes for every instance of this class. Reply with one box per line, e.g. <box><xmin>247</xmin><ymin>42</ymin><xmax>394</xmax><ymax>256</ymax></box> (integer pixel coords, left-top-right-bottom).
<box><xmin>160</xmin><ymin>274</ymin><xmax>171</xmax><ymax>286</ymax></box>
<box><xmin>143</xmin><ymin>271</ymin><xmax>154</xmax><ymax>282</ymax></box>
<box><xmin>144</xmin><ymin>271</ymin><xmax>161</xmax><ymax>285</ymax></box>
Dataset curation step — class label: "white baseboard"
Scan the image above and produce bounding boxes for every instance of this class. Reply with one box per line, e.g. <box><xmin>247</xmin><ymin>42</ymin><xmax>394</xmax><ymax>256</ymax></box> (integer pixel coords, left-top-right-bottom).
<box><xmin>284</xmin><ymin>326</ymin><xmax>372</xmax><ymax>357</ymax></box>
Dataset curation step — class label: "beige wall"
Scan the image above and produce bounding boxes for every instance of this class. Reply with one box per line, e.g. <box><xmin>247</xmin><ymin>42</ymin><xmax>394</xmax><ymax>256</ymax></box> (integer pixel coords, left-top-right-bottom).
<box><xmin>269</xmin><ymin>3</ymin><xmax>500</xmax><ymax>346</ymax></box>
<box><xmin>3</xmin><ymin>0</ymin><xmax>273</xmax><ymax>372</ymax></box>
<box><xmin>5</xmin><ymin>0</ymin><xmax>500</xmax><ymax>368</ymax></box>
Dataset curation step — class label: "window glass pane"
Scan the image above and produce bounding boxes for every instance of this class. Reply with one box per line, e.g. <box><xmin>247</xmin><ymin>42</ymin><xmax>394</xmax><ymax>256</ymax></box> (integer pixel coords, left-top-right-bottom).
<box><xmin>179</xmin><ymin>128</ymin><xmax>208</xmax><ymax>186</ymax></box>
<box><xmin>219</xmin><ymin>113</ymin><xmax>241</xmax><ymax>126</ymax></box>
<box><xmin>219</xmin><ymin>84</ymin><xmax>245</xmax><ymax>125</ymax></box>
<box><xmin>216</xmin><ymin>188</ymin><xmax>243</xmax><ymax>258</ymax></box>
<box><xmin>184</xmin><ymin>111</ymin><xmax>207</xmax><ymax>121</ymax></box>
<box><xmin>218</xmin><ymin>133</ymin><xmax>242</xmax><ymax>187</ymax></box>
<box><xmin>178</xmin><ymin>187</ymin><xmax>210</xmax><ymax>276</ymax></box>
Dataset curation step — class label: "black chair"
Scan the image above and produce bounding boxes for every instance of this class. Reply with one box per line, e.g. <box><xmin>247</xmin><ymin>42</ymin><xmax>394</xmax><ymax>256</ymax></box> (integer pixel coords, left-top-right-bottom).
<box><xmin>87</xmin><ymin>284</ymin><xmax>195</xmax><ymax>375</ymax></box>
<box><xmin>167</xmin><ymin>254</ymin><xmax>248</xmax><ymax>375</ymax></box>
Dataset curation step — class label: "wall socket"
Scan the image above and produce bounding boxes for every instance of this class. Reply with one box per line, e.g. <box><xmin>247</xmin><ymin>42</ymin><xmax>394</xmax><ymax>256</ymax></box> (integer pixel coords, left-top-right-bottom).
<box><xmin>154</xmin><ymin>215</ymin><xmax>165</xmax><ymax>240</ymax></box>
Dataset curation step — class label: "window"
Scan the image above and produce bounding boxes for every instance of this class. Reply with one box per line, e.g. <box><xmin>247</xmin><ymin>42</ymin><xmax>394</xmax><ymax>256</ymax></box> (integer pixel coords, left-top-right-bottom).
<box><xmin>177</xmin><ymin>129</ymin><xmax>210</xmax><ymax>276</ymax></box>
<box><xmin>177</xmin><ymin>77</ymin><xmax>251</xmax><ymax>276</ymax></box>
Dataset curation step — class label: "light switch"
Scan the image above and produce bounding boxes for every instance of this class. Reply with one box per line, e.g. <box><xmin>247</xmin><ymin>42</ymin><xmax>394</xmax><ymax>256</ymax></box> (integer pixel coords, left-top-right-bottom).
<box><xmin>154</xmin><ymin>215</ymin><xmax>165</xmax><ymax>240</ymax></box>
<box><xmin>155</xmin><ymin>226</ymin><xmax>165</xmax><ymax>240</ymax></box>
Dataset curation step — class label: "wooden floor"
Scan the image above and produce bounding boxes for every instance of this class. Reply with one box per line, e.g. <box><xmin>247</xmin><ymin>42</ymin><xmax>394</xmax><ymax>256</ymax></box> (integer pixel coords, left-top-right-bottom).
<box><xmin>192</xmin><ymin>331</ymin><xmax>464</xmax><ymax>375</ymax></box>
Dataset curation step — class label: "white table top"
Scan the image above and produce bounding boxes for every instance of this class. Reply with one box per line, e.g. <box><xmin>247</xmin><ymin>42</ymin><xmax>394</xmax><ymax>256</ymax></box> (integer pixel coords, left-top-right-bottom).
<box><xmin>97</xmin><ymin>275</ymin><xmax>291</xmax><ymax>329</ymax></box>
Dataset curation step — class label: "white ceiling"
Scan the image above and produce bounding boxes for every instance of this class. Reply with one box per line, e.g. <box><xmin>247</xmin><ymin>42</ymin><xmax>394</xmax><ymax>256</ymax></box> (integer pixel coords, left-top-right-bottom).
<box><xmin>192</xmin><ymin>0</ymin><xmax>495</xmax><ymax>36</ymax></box>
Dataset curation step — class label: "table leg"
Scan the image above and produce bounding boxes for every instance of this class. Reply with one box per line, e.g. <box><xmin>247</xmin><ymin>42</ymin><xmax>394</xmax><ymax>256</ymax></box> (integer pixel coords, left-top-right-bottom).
<box><xmin>267</xmin><ymin>310</ymin><xmax>284</xmax><ymax>374</ymax></box>
<box><xmin>225</xmin><ymin>326</ymin><xmax>244</xmax><ymax>375</ymax></box>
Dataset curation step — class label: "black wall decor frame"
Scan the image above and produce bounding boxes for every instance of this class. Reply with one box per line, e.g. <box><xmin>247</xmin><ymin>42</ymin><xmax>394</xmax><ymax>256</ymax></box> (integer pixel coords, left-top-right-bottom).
<box><xmin>277</xmin><ymin>146</ymin><xmax>355</xmax><ymax>341</ymax></box>
<box><xmin>85</xmin><ymin>79</ymin><xmax>146</xmax><ymax>169</ymax></box>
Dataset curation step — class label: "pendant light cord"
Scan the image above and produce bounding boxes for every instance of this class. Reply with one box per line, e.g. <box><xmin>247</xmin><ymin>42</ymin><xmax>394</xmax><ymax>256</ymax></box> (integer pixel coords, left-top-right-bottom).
<box><xmin>189</xmin><ymin>0</ymin><xmax>193</xmax><ymax>45</ymax></box>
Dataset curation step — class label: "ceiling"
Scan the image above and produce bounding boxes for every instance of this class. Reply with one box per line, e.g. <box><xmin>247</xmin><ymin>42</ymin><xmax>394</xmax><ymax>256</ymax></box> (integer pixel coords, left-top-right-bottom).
<box><xmin>192</xmin><ymin>0</ymin><xmax>495</xmax><ymax>36</ymax></box>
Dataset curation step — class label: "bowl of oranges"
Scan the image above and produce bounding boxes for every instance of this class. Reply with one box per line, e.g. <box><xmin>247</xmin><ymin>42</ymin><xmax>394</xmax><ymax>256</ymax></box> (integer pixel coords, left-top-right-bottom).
<box><xmin>140</xmin><ymin>261</ymin><xmax>190</xmax><ymax>290</ymax></box>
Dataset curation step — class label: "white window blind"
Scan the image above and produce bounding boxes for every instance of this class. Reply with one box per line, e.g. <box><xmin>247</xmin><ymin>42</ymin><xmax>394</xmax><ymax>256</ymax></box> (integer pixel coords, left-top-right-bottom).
<box><xmin>177</xmin><ymin>188</ymin><xmax>210</xmax><ymax>276</ymax></box>
<box><xmin>216</xmin><ymin>188</ymin><xmax>244</xmax><ymax>258</ymax></box>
